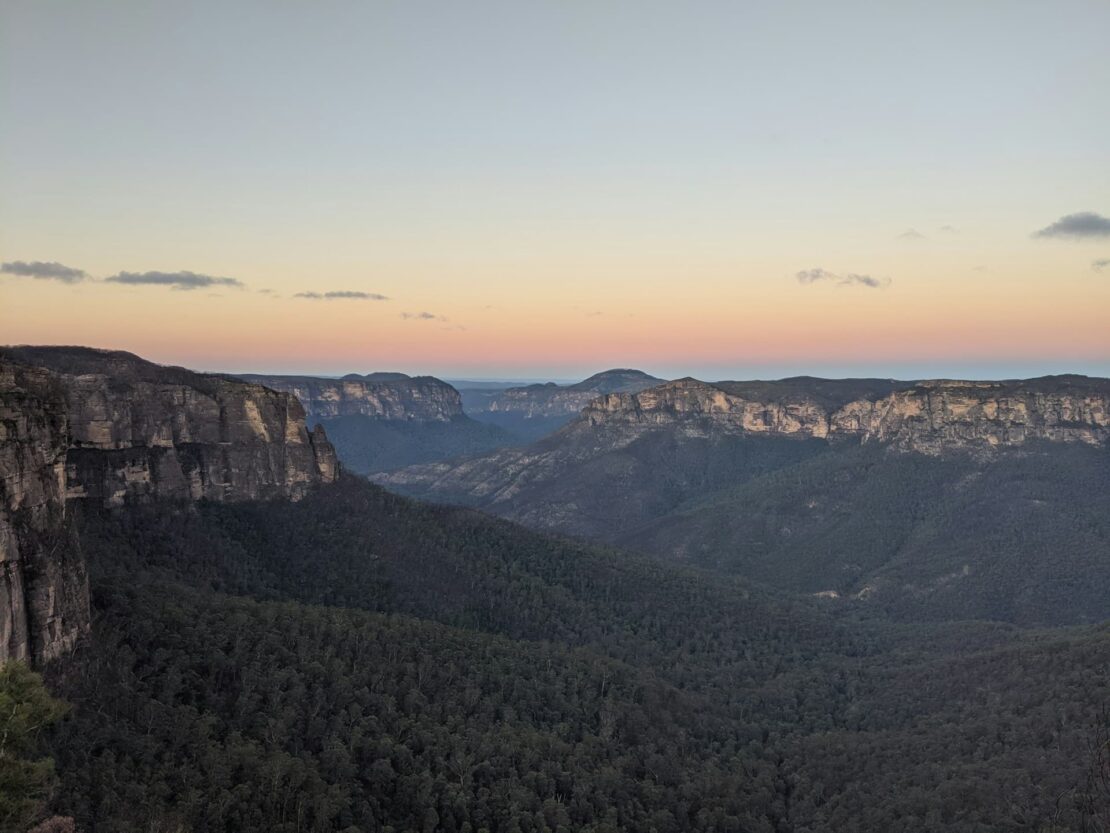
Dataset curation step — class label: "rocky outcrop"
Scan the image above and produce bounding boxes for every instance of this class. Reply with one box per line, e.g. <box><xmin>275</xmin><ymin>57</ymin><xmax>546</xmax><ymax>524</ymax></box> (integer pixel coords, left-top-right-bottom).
<box><xmin>0</xmin><ymin>346</ymin><xmax>342</xmax><ymax>666</ymax></box>
<box><xmin>237</xmin><ymin>373</ymin><xmax>464</xmax><ymax>424</ymax></box>
<box><xmin>584</xmin><ymin>378</ymin><xmax>834</xmax><ymax>438</ymax></box>
<box><xmin>831</xmin><ymin>379</ymin><xmax>1110</xmax><ymax>451</ymax></box>
<box><xmin>0</xmin><ymin>360</ymin><xmax>87</xmax><ymax>665</ymax></box>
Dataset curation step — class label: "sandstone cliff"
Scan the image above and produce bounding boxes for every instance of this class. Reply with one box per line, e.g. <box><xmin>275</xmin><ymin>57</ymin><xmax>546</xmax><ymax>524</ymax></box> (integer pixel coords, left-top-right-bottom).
<box><xmin>0</xmin><ymin>346</ymin><xmax>341</xmax><ymax>665</ymax></box>
<box><xmin>237</xmin><ymin>373</ymin><xmax>464</xmax><ymax>424</ymax></box>
<box><xmin>0</xmin><ymin>360</ymin><xmax>87</xmax><ymax>665</ymax></box>
<box><xmin>584</xmin><ymin>376</ymin><xmax>1110</xmax><ymax>451</ymax></box>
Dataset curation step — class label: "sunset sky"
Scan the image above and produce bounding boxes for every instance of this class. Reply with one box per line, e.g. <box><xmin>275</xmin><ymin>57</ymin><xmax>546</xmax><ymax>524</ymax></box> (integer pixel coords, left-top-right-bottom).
<box><xmin>2</xmin><ymin>1</ymin><xmax>1108</xmax><ymax>380</ymax></box>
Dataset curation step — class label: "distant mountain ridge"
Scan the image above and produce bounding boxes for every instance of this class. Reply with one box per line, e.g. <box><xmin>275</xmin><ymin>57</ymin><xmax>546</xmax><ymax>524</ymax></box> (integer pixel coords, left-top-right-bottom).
<box><xmin>237</xmin><ymin>371</ymin><xmax>521</xmax><ymax>474</ymax></box>
<box><xmin>236</xmin><ymin>372</ymin><xmax>463</xmax><ymax>424</ymax></box>
<box><xmin>462</xmin><ymin>368</ymin><xmax>665</xmax><ymax>441</ymax></box>
<box><xmin>582</xmin><ymin>375</ymin><xmax>1110</xmax><ymax>451</ymax></box>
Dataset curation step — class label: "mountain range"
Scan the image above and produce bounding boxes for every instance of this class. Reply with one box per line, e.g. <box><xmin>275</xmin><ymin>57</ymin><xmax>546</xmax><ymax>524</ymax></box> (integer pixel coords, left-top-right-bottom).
<box><xmin>378</xmin><ymin>374</ymin><xmax>1110</xmax><ymax>625</ymax></box>
<box><xmin>460</xmin><ymin>369</ymin><xmax>665</xmax><ymax>441</ymax></box>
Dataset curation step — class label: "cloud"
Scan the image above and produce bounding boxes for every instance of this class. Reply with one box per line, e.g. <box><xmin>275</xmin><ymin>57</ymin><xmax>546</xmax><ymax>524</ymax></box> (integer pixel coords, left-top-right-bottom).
<box><xmin>1</xmin><ymin>260</ymin><xmax>88</xmax><ymax>283</ymax></box>
<box><xmin>940</xmin><ymin>225</ymin><xmax>958</xmax><ymax>233</ymax></box>
<box><xmin>795</xmin><ymin>268</ymin><xmax>889</xmax><ymax>289</ymax></box>
<box><xmin>1093</xmin><ymin>258</ymin><xmax>1110</xmax><ymax>272</ymax></box>
<box><xmin>898</xmin><ymin>229</ymin><xmax>926</xmax><ymax>240</ymax></box>
<box><xmin>401</xmin><ymin>311</ymin><xmax>445</xmax><ymax>321</ymax></box>
<box><xmin>294</xmin><ymin>290</ymin><xmax>388</xmax><ymax>300</ymax></box>
<box><xmin>1033</xmin><ymin>212</ymin><xmax>1110</xmax><ymax>239</ymax></box>
<box><xmin>105</xmin><ymin>270</ymin><xmax>243</xmax><ymax>290</ymax></box>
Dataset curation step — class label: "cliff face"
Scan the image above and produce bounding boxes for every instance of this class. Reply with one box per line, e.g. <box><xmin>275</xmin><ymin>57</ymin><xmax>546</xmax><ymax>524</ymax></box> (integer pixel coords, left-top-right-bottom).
<box><xmin>237</xmin><ymin>373</ymin><xmax>464</xmax><ymax>424</ymax></box>
<box><xmin>831</xmin><ymin>380</ymin><xmax>1110</xmax><ymax>451</ymax></box>
<box><xmin>0</xmin><ymin>346</ymin><xmax>342</xmax><ymax>665</ymax></box>
<box><xmin>0</xmin><ymin>361</ymin><xmax>87</xmax><ymax>665</ymax></box>
<box><xmin>583</xmin><ymin>377</ymin><xmax>1110</xmax><ymax>452</ymax></box>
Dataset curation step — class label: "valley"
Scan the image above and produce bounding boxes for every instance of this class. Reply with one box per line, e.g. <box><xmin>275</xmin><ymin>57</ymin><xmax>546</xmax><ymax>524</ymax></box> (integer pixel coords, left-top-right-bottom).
<box><xmin>2</xmin><ymin>347</ymin><xmax>1109</xmax><ymax>833</ymax></box>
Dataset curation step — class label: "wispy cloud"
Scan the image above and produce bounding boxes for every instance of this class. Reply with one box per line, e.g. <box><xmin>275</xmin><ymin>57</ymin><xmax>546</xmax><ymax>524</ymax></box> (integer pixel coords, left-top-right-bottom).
<box><xmin>940</xmin><ymin>225</ymin><xmax>958</xmax><ymax>233</ymax></box>
<box><xmin>401</xmin><ymin>311</ymin><xmax>446</xmax><ymax>321</ymax></box>
<box><xmin>1</xmin><ymin>260</ymin><xmax>88</xmax><ymax>283</ymax></box>
<box><xmin>796</xmin><ymin>268</ymin><xmax>889</xmax><ymax>289</ymax></box>
<box><xmin>105</xmin><ymin>270</ymin><xmax>244</xmax><ymax>290</ymax></box>
<box><xmin>898</xmin><ymin>229</ymin><xmax>926</xmax><ymax>240</ymax></box>
<box><xmin>1033</xmin><ymin>211</ymin><xmax>1110</xmax><ymax>239</ymax></box>
<box><xmin>1093</xmin><ymin>258</ymin><xmax>1110</xmax><ymax>272</ymax></box>
<box><xmin>295</xmin><ymin>290</ymin><xmax>389</xmax><ymax>300</ymax></box>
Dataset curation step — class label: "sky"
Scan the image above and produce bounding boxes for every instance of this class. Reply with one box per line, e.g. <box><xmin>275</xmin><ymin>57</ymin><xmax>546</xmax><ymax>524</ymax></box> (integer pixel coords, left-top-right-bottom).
<box><xmin>2</xmin><ymin>0</ymin><xmax>1109</xmax><ymax>381</ymax></box>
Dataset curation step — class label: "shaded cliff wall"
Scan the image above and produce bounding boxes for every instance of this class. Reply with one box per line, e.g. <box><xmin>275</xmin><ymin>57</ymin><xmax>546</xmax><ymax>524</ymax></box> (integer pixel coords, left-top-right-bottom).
<box><xmin>237</xmin><ymin>374</ymin><xmax>464</xmax><ymax>424</ymax></box>
<box><xmin>0</xmin><ymin>361</ymin><xmax>87</xmax><ymax>664</ymax></box>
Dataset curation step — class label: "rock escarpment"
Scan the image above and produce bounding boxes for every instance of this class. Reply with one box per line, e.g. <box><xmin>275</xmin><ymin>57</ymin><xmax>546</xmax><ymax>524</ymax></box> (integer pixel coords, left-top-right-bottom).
<box><xmin>237</xmin><ymin>373</ymin><xmax>463</xmax><ymax>424</ymax></box>
<box><xmin>0</xmin><ymin>346</ymin><xmax>341</xmax><ymax>665</ymax></box>
<box><xmin>585</xmin><ymin>376</ymin><xmax>1110</xmax><ymax>451</ymax></box>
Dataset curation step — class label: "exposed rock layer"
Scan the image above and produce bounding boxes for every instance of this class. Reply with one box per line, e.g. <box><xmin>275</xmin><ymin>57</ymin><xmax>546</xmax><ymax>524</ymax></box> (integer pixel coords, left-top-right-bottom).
<box><xmin>585</xmin><ymin>376</ymin><xmax>1110</xmax><ymax>451</ymax></box>
<box><xmin>0</xmin><ymin>346</ymin><xmax>341</xmax><ymax>665</ymax></box>
<box><xmin>237</xmin><ymin>373</ymin><xmax>463</xmax><ymax>424</ymax></box>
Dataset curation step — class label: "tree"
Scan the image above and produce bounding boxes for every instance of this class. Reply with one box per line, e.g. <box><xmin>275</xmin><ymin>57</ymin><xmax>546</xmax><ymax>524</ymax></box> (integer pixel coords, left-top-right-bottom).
<box><xmin>0</xmin><ymin>662</ymin><xmax>69</xmax><ymax>833</ymax></box>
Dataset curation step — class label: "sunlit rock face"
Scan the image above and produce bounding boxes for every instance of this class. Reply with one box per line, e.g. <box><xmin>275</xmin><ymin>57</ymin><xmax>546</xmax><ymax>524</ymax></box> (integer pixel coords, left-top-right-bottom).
<box><xmin>582</xmin><ymin>377</ymin><xmax>1110</xmax><ymax>452</ymax></box>
<box><xmin>830</xmin><ymin>381</ymin><xmax>1110</xmax><ymax>451</ymax></box>
<box><xmin>0</xmin><ymin>346</ymin><xmax>342</xmax><ymax>665</ymax></box>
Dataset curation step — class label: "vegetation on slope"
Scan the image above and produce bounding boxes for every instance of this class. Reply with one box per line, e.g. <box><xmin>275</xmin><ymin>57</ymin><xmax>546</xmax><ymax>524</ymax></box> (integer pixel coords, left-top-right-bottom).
<box><xmin>31</xmin><ymin>477</ymin><xmax>1110</xmax><ymax>832</ymax></box>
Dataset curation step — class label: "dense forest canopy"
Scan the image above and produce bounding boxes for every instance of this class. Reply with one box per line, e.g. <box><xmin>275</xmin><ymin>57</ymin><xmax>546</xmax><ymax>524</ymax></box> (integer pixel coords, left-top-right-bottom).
<box><xmin>4</xmin><ymin>477</ymin><xmax>1107</xmax><ymax>832</ymax></box>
